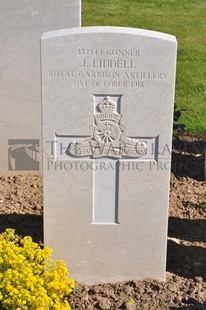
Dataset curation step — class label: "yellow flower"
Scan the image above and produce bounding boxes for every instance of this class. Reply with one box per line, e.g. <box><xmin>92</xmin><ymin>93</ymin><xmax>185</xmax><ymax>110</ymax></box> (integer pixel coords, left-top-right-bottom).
<box><xmin>0</xmin><ymin>229</ymin><xmax>74</xmax><ymax>309</ymax></box>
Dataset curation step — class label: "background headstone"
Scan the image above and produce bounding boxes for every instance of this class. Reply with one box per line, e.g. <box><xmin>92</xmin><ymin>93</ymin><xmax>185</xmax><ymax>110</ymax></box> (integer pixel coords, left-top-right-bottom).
<box><xmin>42</xmin><ymin>27</ymin><xmax>177</xmax><ymax>284</ymax></box>
<box><xmin>0</xmin><ymin>0</ymin><xmax>81</xmax><ymax>173</ymax></box>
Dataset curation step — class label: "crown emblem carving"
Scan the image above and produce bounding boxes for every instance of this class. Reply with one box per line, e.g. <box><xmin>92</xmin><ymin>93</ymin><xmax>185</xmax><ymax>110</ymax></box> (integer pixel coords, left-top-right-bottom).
<box><xmin>99</xmin><ymin>96</ymin><xmax>115</xmax><ymax>112</ymax></box>
<box><xmin>94</xmin><ymin>96</ymin><xmax>121</xmax><ymax>124</ymax></box>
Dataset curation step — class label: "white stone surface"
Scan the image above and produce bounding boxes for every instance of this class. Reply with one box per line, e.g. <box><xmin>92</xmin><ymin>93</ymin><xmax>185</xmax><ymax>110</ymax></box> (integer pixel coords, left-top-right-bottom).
<box><xmin>41</xmin><ymin>27</ymin><xmax>177</xmax><ymax>284</ymax></box>
<box><xmin>0</xmin><ymin>0</ymin><xmax>81</xmax><ymax>173</ymax></box>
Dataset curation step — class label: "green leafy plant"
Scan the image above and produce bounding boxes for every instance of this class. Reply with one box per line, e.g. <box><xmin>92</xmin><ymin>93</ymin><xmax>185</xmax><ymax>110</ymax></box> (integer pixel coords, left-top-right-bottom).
<box><xmin>200</xmin><ymin>192</ymin><xmax>206</xmax><ymax>209</ymax></box>
<box><xmin>173</xmin><ymin>104</ymin><xmax>186</xmax><ymax>137</ymax></box>
<box><xmin>0</xmin><ymin>229</ymin><xmax>74</xmax><ymax>310</ymax></box>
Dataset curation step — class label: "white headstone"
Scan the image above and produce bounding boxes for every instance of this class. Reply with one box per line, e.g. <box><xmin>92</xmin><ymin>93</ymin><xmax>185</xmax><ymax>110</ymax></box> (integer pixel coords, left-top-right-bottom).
<box><xmin>0</xmin><ymin>0</ymin><xmax>81</xmax><ymax>173</ymax></box>
<box><xmin>41</xmin><ymin>27</ymin><xmax>177</xmax><ymax>284</ymax></box>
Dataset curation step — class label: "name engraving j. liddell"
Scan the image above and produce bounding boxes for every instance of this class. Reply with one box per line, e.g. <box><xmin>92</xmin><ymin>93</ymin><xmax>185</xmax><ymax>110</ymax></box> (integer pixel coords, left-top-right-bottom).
<box><xmin>81</xmin><ymin>59</ymin><xmax>136</xmax><ymax>69</ymax></box>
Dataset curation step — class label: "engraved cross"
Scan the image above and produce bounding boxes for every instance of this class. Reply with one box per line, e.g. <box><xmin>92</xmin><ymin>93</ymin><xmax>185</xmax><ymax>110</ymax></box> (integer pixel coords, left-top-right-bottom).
<box><xmin>56</xmin><ymin>96</ymin><xmax>157</xmax><ymax>224</ymax></box>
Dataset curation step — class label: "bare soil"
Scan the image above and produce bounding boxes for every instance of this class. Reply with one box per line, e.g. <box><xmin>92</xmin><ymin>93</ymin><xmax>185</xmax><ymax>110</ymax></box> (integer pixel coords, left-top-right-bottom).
<box><xmin>0</xmin><ymin>136</ymin><xmax>205</xmax><ymax>309</ymax></box>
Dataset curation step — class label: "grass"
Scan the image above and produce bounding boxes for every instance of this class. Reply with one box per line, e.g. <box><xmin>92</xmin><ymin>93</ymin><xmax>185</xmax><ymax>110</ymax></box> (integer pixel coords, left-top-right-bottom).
<box><xmin>82</xmin><ymin>0</ymin><xmax>206</xmax><ymax>136</ymax></box>
<box><xmin>200</xmin><ymin>192</ymin><xmax>206</xmax><ymax>209</ymax></box>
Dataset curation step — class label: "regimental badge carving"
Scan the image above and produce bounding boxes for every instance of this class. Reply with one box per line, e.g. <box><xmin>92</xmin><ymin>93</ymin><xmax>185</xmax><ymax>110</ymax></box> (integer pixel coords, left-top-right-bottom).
<box><xmin>66</xmin><ymin>96</ymin><xmax>147</xmax><ymax>158</ymax></box>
